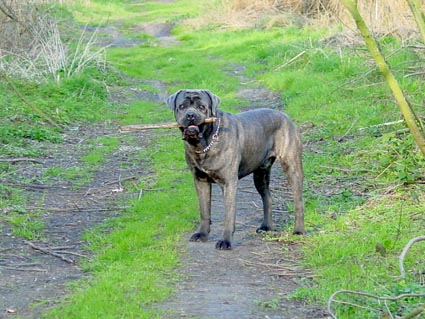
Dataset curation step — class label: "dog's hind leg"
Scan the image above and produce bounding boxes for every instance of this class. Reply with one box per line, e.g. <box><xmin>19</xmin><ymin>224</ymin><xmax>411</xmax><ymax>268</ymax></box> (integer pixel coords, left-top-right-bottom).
<box><xmin>279</xmin><ymin>145</ymin><xmax>305</xmax><ymax>235</ymax></box>
<box><xmin>253</xmin><ymin>165</ymin><xmax>274</xmax><ymax>233</ymax></box>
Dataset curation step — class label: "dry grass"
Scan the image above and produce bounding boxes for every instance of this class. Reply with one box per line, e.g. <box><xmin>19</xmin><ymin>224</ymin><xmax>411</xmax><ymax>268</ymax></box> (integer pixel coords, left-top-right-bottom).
<box><xmin>187</xmin><ymin>0</ymin><xmax>422</xmax><ymax>38</ymax></box>
<box><xmin>0</xmin><ymin>0</ymin><xmax>106</xmax><ymax>82</ymax></box>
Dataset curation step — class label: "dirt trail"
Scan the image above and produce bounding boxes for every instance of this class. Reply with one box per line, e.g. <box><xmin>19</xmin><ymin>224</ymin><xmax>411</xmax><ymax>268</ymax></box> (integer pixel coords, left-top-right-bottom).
<box><xmin>160</xmin><ymin>175</ymin><xmax>324</xmax><ymax>319</ymax></box>
<box><xmin>0</xmin><ymin>13</ymin><xmax>327</xmax><ymax>319</ymax></box>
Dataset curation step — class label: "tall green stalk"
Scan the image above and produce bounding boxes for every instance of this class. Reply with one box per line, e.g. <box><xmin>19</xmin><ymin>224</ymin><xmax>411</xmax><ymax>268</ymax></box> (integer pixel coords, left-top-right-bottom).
<box><xmin>406</xmin><ymin>0</ymin><xmax>425</xmax><ymax>44</ymax></box>
<box><xmin>340</xmin><ymin>0</ymin><xmax>425</xmax><ymax>155</ymax></box>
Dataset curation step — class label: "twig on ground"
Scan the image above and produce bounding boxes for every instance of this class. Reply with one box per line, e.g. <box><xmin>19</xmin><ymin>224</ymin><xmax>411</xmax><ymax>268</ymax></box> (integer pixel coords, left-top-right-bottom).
<box><xmin>57</xmin><ymin>251</ymin><xmax>88</xmax><ymax>258</ymax></box>
<box><xmin>320</xmin><ymin>165</ymin><xmax>374</xmax><ymax>173</ymax></box>
<box><xmin>402</xmin><ymin>304</ymin><xmax>425</xmax><ymax>319</ymax></box>
<box><xmin>0</xmin><ymin>158</ymin><xmax>44</xmax><ymax>164</ymax></box>
<box><xmin>23</xmin><ymin>206</ymin><xmax>127</xmax><ymax>213</ymax></box>
<box><xmin>358</xmin><ymin>119</ymin><xmax>404</xmax><ymax>131</ymax></box>
<box><xmin>327</xmin><ymin>290</ymin><xmax>425</xmax><ymax>319</ymax></box>
<box><xmin>399</xmin><ymin>235</ymin><xmax>425</xmax><ymax>279</ymax></box>
<box><xmin>239</xmin><ymin>258</ymin><xmax>314</xmax><ymax>278</ymax></box>
<box><xmin>0</xmin><ymin>71</ymin><xmax>60</xmax><ymax>127</ymax></box>
<box><xmin>25</xmin><ymin>241</ymin><xmax>75</xmax><ymax>264</ymax></box>
<box><xmin>104</xmin><ymin>175</ymin><xmax>136</xmax><ymax>185</ymax></box>
<box><xmin>0</xmin><ymin>265</ymin><xmax>47</xmax><ymax>272</ymax></box>
<box><xmin>274</xmin><ymin>50</ymin><xmax>306</xmax><ymax>71</ymax></box>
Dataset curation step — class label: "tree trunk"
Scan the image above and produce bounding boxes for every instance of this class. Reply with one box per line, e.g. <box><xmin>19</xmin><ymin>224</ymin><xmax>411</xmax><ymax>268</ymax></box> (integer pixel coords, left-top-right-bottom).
<box><xmin>340</xmin><ymin>0</ymin><xmax>425</xmax><ymax>155</ymax></box>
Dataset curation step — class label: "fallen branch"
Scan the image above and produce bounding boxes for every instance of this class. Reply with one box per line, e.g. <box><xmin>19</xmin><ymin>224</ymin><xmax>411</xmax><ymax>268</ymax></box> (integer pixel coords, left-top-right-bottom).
<box><xmin>0</xmin><ymin>157</ymin><xmax>44</xmax><ymax>164</ymax></box>
<box><xmin>274</xmin><ymin>50</ymin><xmax>306</xmax><ymax>71</ymax></box>
<box><xmin>358</xmin><ymin>119</ymin><xmax>404</xmax><ymax>131</ymax></box>
<box><xmin>119</xmin><ymin>117</ymin><xmax>217</xmax><ymax>132</ymax></box>
<box><xmin>399</xmin><ymin>235</ymin><xmax>425</xmax><ymax>279</ymax></box>
<box><xmin>25</xmin><ymin>241</ymin><xmax>75</xmax><ymax>264</ymax></box>
<box><xmin>402</xmin><ymin>304</ymin><xmax>425</xmax><ymax>319</ymax></box>
<box><xmin>0</xmin><ymin>265</ymin><xmax>47</xmax><ymax>272</ymax></box>
<box><xmin>328</xmin><ymin>290</ymin><xmax>425</xmax><ymax>319</ymax></box>
<box><xmin>0</xmin><ymin>71</ymin><xmax>61</xmax><ymax>127</ymax></box>
<box><xmin>327</xmin><ymin>235</ymin><xmax>425</xmax><ymax>318</ymax></box>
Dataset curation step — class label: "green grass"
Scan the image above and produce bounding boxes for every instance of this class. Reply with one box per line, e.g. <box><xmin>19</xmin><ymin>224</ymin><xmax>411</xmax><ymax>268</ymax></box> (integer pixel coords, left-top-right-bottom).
<box><xmin>294</xmin><ymin>192</ymin><xmax>425</xmax><ymax>318</ymax></box>
<box><xmin>81</xmin><ymin>136</ymin><xmax>121</xmax><ymax>165</ymax></box>
<box><xmin>5</xmin><ymin>210</ymin><xmax>45</xmax><ymax>239</ymax></box>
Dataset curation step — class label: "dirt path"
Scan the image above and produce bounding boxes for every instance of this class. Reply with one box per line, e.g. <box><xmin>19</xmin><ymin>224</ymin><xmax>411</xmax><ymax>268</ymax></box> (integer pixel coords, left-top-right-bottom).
<box><xmin>0</xmin><ymin>13</ymin><xmax>327</xmax><ymax>319</ymax></box>
<box><xmin>160</xmin><ymin>175</ymin><xmax>325</xmax><ymax>319</ymax></box>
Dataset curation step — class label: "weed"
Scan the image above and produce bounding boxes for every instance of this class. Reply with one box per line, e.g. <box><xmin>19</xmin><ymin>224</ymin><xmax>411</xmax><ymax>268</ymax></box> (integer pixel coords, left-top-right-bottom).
<box><xmin>81</xmin><ymin>136</ymin><xmax>120</xmax><ymax>166</ymax></box>
<box><xmin>370</xmin><ymin>133</ymin><xmax>425</xmax><ymax>184</ymax></box>
<box><xmin>256</xmin><ymin>297</ymin><xmax>281</xmax><ymax>309</ymax></box>
<box><xmin>4</xmin><ymin>209</ymin><xmax>45</xmax><ymax>240</ymax></box>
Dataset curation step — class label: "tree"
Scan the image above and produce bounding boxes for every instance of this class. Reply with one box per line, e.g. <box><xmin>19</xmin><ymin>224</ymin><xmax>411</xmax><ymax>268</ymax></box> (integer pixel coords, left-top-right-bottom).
<box><xmin>340</xmin><ymin>0</ymin><xmax>425</xmax><ymax>155</ymax></box>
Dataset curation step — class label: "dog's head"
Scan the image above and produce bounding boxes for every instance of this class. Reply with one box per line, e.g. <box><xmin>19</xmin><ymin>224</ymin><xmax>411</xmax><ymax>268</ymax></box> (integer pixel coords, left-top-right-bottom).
<box><xmin>166</xmin><ymin>89</ymin><xmax>220</xmax><ymax>128</ymax></box>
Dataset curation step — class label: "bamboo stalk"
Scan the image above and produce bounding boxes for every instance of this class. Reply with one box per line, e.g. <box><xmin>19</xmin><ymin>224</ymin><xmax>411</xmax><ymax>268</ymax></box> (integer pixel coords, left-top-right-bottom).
<box><xmin>119</xmin><ymin>117</ymin><xmax>217</xmax><ymax>132</ymax></box>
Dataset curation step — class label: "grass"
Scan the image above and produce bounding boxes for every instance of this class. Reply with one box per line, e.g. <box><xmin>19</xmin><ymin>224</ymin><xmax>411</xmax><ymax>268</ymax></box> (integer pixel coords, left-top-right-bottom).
<box><xmin>1</xmin><ymin>0</ymin><xmax>424</xmax><ymax>318</ymax></box>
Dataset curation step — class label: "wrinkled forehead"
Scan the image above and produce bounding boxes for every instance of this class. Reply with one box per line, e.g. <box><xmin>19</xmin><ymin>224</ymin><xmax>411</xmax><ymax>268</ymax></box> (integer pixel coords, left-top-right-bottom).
<box><xmin>177</xmin><ymin>90</ymin><xmax>210</xmax><ymax>105</ymax></box>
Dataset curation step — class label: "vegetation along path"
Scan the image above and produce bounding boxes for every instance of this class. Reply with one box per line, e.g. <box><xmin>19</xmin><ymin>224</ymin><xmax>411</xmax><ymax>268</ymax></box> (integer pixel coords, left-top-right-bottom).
<box><xmin>1</xmin><ymin>1</ymin><xmax>424</xmax><ymax>319</ymax></box>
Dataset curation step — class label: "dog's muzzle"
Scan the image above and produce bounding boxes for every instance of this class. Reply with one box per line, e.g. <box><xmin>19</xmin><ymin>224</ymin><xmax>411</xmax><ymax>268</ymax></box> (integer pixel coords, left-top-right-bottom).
<box><xmin>182</xmin><ymin>125</ymin><xmax>203</xmax><ymax>141</ymax></box>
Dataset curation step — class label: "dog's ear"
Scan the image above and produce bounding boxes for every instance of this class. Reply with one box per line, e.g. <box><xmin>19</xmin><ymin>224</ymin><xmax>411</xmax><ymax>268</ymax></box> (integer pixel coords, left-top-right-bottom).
<box><xmin>166</xmin><ymin>90</ymin><xmax>184</xmax><ymax>111</ymax></box>
<box><xmin>203</xmin><ymin>90</ymin><xmax>220</xmax><ymax>116</ymax></box>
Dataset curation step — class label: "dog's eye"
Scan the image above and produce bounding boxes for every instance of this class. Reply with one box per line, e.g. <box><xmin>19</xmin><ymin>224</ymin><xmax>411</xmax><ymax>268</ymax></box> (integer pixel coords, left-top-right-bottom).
<box><xmin>198</xmin><ymin>104</ymin><xmax>206</xmax><ymax>111</ymax></box>
<box><xmin>178</xmin><ymin>104</ymin><xmax>185</xmax><ymax>110</ymax></box>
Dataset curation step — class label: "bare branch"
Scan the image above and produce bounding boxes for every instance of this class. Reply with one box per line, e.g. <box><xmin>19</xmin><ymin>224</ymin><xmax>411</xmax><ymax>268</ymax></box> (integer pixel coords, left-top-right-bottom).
<box><xmin>399</xmin><ymin>235</ymin><xmax>425</xmax><ymax>279</ymax></box>
<box><xmin>327</xmin><ymin>289</ymin><xmax>425</xmax><ymax>319</ymax></box>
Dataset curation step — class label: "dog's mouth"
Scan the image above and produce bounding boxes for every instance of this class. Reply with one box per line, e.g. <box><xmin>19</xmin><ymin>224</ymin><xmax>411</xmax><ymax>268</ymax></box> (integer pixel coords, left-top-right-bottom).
<box><xmin>182</xmin><ymin>124</ymin><xmax>203</xmax><ymax>142</ymax></box>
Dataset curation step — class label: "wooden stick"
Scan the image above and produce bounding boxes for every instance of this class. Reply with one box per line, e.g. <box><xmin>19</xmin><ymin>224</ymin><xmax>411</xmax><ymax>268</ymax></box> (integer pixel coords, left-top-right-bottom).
<box><xmin>119</xmin><ymin>117</ymin><xmax>217</xmax><ymax>132</ymax></box>
<box><xmin>25</xmin><ymin>241</ymin><xmax>75</xmax><ymax>264</ymax></box>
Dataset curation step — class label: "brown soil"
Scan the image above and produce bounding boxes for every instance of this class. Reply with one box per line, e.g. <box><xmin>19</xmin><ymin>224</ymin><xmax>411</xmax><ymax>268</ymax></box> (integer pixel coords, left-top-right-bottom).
<box><xmin>0</xmin><ymin>15</ymin><xmax>327</xmax><ymax>319</ymax></box>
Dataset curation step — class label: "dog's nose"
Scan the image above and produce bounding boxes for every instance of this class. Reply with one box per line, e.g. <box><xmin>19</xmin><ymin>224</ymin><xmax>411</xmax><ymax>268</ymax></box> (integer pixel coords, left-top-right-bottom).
<box><xmin>186</xmin><ymin>112</ymin><xmax>196</xmax><ymax>122</ymax></box>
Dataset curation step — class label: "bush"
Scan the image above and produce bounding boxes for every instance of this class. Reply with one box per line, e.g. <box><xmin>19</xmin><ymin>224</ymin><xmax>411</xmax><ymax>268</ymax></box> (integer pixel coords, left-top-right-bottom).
<box><xmin>0</xmin><ymin>0</ymin><xmax>106</xmax><ymax>83</ymax></box>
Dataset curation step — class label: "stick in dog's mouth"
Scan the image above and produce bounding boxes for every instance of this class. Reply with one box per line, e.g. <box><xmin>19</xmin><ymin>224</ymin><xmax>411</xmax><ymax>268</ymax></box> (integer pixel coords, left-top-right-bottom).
<box><xmin>119</xmin><ymin>117</ymin><xmax>217</xmax><ymax>132</ymax></box>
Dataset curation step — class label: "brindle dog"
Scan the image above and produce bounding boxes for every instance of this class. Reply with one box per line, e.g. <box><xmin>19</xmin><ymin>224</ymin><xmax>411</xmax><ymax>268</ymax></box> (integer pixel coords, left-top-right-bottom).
<box><xmin>167</xmin><ymin>89</ymin><xmax>305</xmax><ymax>250</ymax></box>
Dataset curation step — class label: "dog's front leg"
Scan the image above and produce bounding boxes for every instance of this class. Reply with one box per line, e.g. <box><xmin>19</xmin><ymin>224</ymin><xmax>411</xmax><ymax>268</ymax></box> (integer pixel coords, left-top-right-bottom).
<box><xmin>216</xmin><ymin>178</ymin><xmax>238</xmax><ymax>250</ymax></box>
<box><xmin>190</xmin><ymin>178</ymin><xmax>212</xmax><ymax>242</ymax></box>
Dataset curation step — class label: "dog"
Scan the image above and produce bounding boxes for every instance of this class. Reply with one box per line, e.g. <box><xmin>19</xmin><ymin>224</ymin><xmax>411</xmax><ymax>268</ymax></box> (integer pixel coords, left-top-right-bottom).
<box><xmin>167</xmin><ymin>89</ymin><xmax>305</xmax><ymax>250</ymax></box>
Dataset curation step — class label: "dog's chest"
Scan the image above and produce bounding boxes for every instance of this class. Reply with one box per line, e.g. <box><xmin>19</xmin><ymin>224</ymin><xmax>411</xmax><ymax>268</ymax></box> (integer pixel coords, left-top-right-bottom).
<box><xmin>186</xmin><ymin>152</ymin><xmax>224</xmax><ymax>183</ymax></box>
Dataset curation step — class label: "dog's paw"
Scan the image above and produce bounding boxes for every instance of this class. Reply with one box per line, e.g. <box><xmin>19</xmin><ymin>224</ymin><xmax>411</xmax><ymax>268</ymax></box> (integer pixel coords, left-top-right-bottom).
<box><xmin>215</xmin><ymin>240</ymin><xmax>232</xmax><ymax>250</ymax></box>
<box><xmin>189</xmin><ymin>232</ymin><xmax>208</xmax><ymax>242</ymax></box>
<box><xmin>293</xmin><ymin>228</ymin><xmax>305</xmax><ymax>235</ymax></box>
<box><xmin>256</xmin><ymin>225</ymin><xmax>272</xmax><ymax>233</ymax></box>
